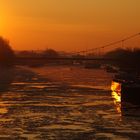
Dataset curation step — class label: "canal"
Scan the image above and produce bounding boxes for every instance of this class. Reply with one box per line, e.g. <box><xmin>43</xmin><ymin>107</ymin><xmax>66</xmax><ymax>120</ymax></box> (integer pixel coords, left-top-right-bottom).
<box><xmin>0</xmin><ymin>66</ymin><xmax>139</xmax><ymax>140</ymax></box>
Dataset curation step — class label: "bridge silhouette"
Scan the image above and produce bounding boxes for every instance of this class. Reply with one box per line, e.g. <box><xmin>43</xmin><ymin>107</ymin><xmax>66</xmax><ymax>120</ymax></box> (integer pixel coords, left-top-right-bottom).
<box><xmin>71</xmin><ymin>32</ymin><xmax>140</xmax><ymax>56</ymax></box>
<box><xmin>16</xmin><ymin>33</ymin><xmax>140</xmax><ymax>64</ymax></box>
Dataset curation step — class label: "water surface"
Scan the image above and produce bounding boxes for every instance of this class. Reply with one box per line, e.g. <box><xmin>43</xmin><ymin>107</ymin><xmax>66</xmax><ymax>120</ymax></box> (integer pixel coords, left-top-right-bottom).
<box><xmin>0</xmin><ymin>66</ymin><xmax>139</xmax><ymax>140</ymax></box>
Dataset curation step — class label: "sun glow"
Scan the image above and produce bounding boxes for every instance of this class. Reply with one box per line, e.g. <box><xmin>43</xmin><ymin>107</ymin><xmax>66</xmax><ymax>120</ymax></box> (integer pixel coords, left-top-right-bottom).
<box><xmin>0</xmin><ymin>0</ymin><xmax>140</xmax><ymax>50</ymax></box>
<box><xmin>0</xmin><ymin>16</ymin><xmax>4</xmax><ymax>31</ymax></box>
<box><xmin>0</xmin><ymin>11</ymin><xmax>7</xmax><ymax>35</ymax></box>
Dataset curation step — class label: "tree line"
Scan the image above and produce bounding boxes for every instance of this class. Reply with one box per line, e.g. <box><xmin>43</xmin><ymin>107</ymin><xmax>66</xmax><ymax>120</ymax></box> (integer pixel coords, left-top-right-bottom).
<box><xmin>104</xmin><ymin>48</ymin><xmax>140</xmax><ymax>72</ymax></box>
<box><xmin>0</xmin><ymin>36</ymin><xmax>140</xmax><ymax>71</ymax></box>
<box><xmin>0</xmin><ymin>36</ymin><xmax>15</xmax><ymax>66</ymax></box>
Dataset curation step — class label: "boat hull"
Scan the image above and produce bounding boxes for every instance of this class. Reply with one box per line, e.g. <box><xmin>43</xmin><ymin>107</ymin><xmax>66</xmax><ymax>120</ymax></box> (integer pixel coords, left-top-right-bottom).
<box><xmin>111</xmin><ymin>81</ymin><xmax>140</xmax><ymax>105</ymax></box>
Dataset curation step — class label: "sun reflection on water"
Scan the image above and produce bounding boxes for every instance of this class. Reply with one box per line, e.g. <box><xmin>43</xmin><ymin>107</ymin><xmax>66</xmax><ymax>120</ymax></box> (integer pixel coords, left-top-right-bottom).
<box><xmin>111</xmin><ymin>81</ymin><xmax>122</xmax><ymax>115</ymax></box>
<box><xmin>111</xmin><ymin>91</ymin><xmax>121</xmax><ymax>114</ymax></box>
<box><xmin>111</xmin><ymin>81</ymin><xmax>121</xmax><ymax>93</ymax></box>
<box><xmin>0</xmin><ymin>108</ymin><xmax>8</xmax><ymax>114</ymax></box>
<box><xmin>0</xmin><ymin>102</ymin><xmax>8</xmax><ymax>114</ymax></box>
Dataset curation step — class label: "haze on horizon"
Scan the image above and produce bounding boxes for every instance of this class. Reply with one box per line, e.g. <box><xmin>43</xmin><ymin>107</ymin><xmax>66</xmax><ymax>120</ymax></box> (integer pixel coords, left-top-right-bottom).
<box><xmin>0</xmin><ymin>0</ymin><xmax>140</xmax><ymax>52</ymax></box>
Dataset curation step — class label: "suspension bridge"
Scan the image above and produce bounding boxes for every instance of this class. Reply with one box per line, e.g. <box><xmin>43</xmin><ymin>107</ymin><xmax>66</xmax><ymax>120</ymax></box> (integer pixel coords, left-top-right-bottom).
<box><xmin>16</xmin><ymin>33</ymin><xmax>140</xmax><ymax>64</ymax></box>
<box><xmin>71</xmin><ymin>32</ymin><xmax>140</xmax><ymax>56</ymax></box>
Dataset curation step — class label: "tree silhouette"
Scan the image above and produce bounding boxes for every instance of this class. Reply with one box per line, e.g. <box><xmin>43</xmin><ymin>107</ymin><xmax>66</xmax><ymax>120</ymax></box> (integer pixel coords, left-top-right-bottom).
<box><xmin>0</xmin><ymin>36</ymin><xmax>15</xmax><ymax>65</ymax></box>
<box><xmin>43</xmin><ymin>49</ymin><xmax>59</xmax><ymax>58</ymax></box>
<box><xmin>104</xmin><ymin>48</ymin><xmax>140</xmax><ymax>72</ymax></box>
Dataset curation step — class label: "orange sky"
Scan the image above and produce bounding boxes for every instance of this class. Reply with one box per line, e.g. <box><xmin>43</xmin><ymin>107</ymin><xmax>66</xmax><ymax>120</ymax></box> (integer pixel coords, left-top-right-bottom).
<box><xmin>0</xmin><ymin>0</ymin><xmax>140</xmax><ymax>51</ymax></box>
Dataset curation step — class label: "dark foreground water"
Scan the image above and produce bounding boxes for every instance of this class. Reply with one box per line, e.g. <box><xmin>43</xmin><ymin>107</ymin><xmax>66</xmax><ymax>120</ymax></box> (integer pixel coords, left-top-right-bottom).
<box><xmin>0</xmin><ymin>66</ymin><xmax>140</xmax><ymax>140</ymax></box>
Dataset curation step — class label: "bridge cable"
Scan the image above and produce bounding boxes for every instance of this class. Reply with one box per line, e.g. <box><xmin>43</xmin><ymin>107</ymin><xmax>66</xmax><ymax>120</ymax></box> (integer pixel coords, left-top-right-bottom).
<box><xmin>72</xmin><ymin>33</ymin><xmax>140</xmax><ymax>55</ymax></box>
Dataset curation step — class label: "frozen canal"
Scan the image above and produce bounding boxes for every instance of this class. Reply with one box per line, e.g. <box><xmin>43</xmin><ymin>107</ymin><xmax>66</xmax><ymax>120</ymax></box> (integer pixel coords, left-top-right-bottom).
<box><xmin>0</xmin><ymin>66</ymin><xmax>139</xmax><ymax>140</ymax></box>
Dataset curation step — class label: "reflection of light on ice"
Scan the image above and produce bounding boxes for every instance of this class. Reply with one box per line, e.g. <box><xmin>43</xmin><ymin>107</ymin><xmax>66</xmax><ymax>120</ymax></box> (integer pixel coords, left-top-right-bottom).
<box><xmin>111</xmin><ymin>81</ymin><xmax>121</xmax><ymax>93</ymax></box>
<box><xmin>112</xmin><ymin>92</ymin><xmax>121</xmax><ymax>114</ymax></box>
<box><xmin>111</xmin><ymin>81</ymin><xmax>122</xmax><ymax>114</ymax></box>
<box><xmin>0</xmin><ymin>108</ymin><xmax>8</xmax><ymax>114</ymax></box>
<box><xmin>112</xmin><ymin>91</ymin><xmax>121</xmax><ymax>103</ymax></box>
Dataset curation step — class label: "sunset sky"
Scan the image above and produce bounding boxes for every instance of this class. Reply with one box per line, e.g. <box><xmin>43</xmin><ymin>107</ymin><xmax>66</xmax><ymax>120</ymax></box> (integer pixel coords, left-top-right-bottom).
<box><xmin>0</xmin><ymin>0</ymin><xmax>140</xmax><ymax>51</ymax></box>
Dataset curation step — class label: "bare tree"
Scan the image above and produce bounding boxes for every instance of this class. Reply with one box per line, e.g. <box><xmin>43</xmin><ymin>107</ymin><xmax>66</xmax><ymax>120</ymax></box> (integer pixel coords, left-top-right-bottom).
<box><xmin>0</xmin><ymin>36</ymin><xmax>15</xmax><ymax>65</ymax></box>
<box><xmin>42</xmin><ymin>49</ymin><xmax>59</xmax><ymax>58</ymax></box>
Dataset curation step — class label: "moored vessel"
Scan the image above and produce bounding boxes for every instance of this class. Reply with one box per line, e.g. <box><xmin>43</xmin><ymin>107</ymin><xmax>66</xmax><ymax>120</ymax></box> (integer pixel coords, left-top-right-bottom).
<box><xmin>111</xmin><ymin>73</ymin><xmax>140</xmax><ymax>105</ymax></box>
